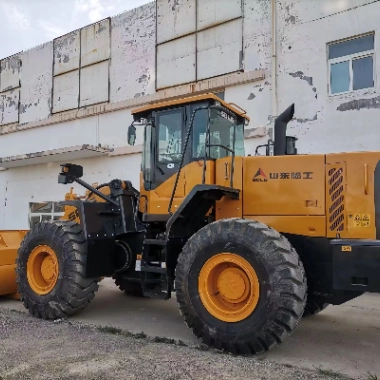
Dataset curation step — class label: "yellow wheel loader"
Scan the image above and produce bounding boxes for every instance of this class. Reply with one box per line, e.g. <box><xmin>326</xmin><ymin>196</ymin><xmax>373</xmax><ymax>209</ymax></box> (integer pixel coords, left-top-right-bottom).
<box><xmin>14</xmin><ymin>93</ymin><xmax>380</xmax><ymax>354</ymax></box>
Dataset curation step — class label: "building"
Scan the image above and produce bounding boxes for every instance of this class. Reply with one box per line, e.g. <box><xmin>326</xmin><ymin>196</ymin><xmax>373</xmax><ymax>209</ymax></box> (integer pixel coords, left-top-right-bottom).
<box><xmin>0</xmin><ymin>0</ymin><xmax>379</xmax><ymax>229</ymax></box>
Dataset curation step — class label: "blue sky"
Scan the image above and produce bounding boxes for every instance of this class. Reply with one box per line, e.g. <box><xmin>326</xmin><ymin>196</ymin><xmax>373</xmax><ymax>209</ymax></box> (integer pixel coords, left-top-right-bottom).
<box><xmin>0</xmin><ymin>0</ymin><xmax>150</xmax><ymax>58</ymax></box>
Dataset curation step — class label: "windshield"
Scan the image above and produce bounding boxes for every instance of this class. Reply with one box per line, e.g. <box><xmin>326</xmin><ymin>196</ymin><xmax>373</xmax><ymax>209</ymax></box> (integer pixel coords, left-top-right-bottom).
<box><xmin>192</xmin><ymin>108</ymin><xmax>245</xmax><ymax>159</ymax></box>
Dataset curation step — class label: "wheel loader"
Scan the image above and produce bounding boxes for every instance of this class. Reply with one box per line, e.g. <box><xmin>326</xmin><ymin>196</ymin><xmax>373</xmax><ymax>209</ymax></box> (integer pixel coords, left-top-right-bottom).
<box><xmin>14</xmin><ymin>93</ymin><xmax>380</xmax><ymax>355</ymax></box>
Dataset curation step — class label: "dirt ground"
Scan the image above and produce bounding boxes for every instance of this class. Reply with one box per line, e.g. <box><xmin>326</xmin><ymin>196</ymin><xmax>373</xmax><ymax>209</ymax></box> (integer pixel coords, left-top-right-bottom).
<box><xmin>0</xmin><ymin>308</ymin><xmax>350</xmax><ymax>380</ymax></box>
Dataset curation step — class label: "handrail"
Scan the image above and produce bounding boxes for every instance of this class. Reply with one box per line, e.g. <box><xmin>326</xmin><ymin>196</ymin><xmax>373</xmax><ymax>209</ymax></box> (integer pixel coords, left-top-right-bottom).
<box><xmin>202</xmin><ymin>107</ymin><xmax>212</xmax><ymax>185</ymax></box>
<box><xmin>228</xmin><ymin>102</ymin><xmax>247</xmax><ymax>115</ymax></box>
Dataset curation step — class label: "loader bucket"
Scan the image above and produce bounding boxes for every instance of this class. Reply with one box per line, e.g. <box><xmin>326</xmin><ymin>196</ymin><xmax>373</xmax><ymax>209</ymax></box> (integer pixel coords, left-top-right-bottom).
<box><xmin>0</xmin><ymin>230</ymin><xmax>28</xmax><ymax>299</ymax></box>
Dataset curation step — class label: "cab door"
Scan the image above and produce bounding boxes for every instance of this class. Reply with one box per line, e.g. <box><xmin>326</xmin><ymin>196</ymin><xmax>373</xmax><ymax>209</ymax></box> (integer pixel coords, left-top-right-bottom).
<box><xmin>147</xmin><ymin>107</ymin><xmax>186</xmax><ymax>214</ymax></box>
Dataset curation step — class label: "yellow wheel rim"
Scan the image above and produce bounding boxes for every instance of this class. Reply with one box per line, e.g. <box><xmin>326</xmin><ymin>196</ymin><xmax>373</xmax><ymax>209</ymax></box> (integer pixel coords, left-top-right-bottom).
<box><xmin>198</xmin><ymin>253</ymin><xmax>260</xmax><ymax>323</ymax></box>
<box><xmin>27</xmin><ymin>245</ymin><xmax>59</xmax><ymax>295</ymax></box>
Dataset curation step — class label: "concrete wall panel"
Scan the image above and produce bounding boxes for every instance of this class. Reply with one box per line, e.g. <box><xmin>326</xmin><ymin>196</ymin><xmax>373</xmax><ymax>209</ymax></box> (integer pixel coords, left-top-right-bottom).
<box><xmin>278</xmin><ymin>0</ymin><xmax>380</xmax><ymax>154</ymax></box>
<box><xmin>157</xmin><ymin>34</ymin><xmax>196</xmax><ymax>89</ymax></box>
<box><xmin>110</xmin><ymin>3</ymin><xmax>156</xmax><ymax>102</ymax></box>
<box><xmin>20</xmin><ymin>42</ymin><xmax>53</xmax><ymax>124</ymax></box>
<box><xmin>197</xmin><ymin>19</ymin><xmax>242</xmax><ymax>80</ymax></box>
<box><xmin>53</xmin><ymin>70</ymin><xmax>79</xmax><ymax>113</ymax></box>
<box><xmin>282</xmin><ymin>0</ymin><xmax>376</xmax><ymax>25</ymax></box>
<box><xmin>0</xmin><ymin>89</ymin><xmax>19</xmax><ymax>125</ymax></box>
<box><xmin>53</xmin><ymin>30</ymin><xmax>80</xmax><ymax>76</ymax></box>
<box><xmin>243</xmin><ymin>0</ymin><xmax>271</xmax><ymax>72</ymax></box>
<box><xmin>0</xmin><ymin>112</ymin><xmax>97</xmax><ymax>158</ymax></box>
<box><xmin>157</xmin><ymin>0</ymin><xmax>196</xmax><ymax>44</ymax></box>
<box><xmin>197</xmin><ymin>0</ymin><xmax>242</xmax><ymax>31</ymax></box>
<box><xmin>0</xmin><ymin>54</ymin><xmax>22</xmax><ymax>92</ymax></box>
<box><xmin>80</xmin><ymin>61</ymin><xmax>109</xmax><ymax>107</ymax></box>
<box><xmin>98</xmin><ymin>108</ymin><xmax>145</xmax><ymax>149</ymax></box>
<box><xmin>81</xmin><ymin>19</ymin><xmax>110</xmax><ymax>67</ymax></box>
<box><xmin>0</xmin><ymin>106</ymin><xmax>139</xmax><ymax>158</ymax></box>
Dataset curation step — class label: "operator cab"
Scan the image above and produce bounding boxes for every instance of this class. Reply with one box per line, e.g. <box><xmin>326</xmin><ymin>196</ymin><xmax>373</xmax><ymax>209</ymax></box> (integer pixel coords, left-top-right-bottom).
<box><xmin>128</xmin><ymin>93</ymin><xmax>250</xmax><ymax>201</ymax></box>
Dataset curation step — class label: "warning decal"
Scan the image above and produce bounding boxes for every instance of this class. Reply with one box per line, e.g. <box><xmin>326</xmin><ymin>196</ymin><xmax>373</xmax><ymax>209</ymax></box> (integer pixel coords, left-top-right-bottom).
<box><xmin>351</xmin><ymin>213</ymin><xmax>371</xmax><ymax>228</ymax></box>
<box><xmin>353</xmin><ymin>214</ymin><xmax>361</xmax><ymax>228</ymax></box>
<box><xmin>361</xmin><ymin>214</ymin><xmax>370</xmax><ymax>228</ymax></box>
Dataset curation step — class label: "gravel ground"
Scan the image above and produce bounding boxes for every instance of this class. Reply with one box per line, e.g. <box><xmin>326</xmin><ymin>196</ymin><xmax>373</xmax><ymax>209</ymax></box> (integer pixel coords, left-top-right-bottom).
<box><xmin>0</xmin><ymin>308</ymin><xmax>349</xmax><ymax>380</ymax></box>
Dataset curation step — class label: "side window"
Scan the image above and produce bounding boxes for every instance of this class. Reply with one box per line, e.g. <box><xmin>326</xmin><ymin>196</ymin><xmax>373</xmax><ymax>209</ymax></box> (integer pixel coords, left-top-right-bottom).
<box><xmin>29</xmin><ymin>202</ymin><xmax>64</xmax><ymax>227</ymax></box>
<box><xmin>328</xmin><ymin>33</ymin><xmax>374</xmax><ymax>95</ymax></box>
<box><xmin>158</xmin><ymin>111</ymin><xmax>183</xmax><ymax>162</ymax></box>
<box><xmin>193</xmin><ymin>109</ymin><xmax>243</xmax><ymax>159</ymax></box>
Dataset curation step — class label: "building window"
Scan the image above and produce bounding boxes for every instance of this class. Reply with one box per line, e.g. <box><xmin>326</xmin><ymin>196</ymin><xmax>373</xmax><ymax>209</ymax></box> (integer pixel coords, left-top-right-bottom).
<box><xmin>29</xmin><ymin>202</ymin><xmax>65</xmax><ymax>228</ymax></box>
<box><xmin>328</xmin><ymin>33</ymin><xmax>375</xmax><ymax>95</ymax></box>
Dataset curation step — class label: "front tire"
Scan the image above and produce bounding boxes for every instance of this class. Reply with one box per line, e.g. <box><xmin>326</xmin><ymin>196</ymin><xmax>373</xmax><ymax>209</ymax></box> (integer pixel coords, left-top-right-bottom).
<box><xmin>16</xmin><ymin>220</ymin><xmax>100</xmax><ymax>320</ymax></box>
<box><xmin>175</xmin><ymin>218</ymin><xmax>307</xmax><ymax>355</ymax></box>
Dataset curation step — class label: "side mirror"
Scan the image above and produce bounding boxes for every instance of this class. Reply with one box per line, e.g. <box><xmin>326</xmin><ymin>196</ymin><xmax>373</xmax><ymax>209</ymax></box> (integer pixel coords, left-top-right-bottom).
<box><xmin>128</xmin><ymin>123</ymin><xmax>136</xmax><ymax>146</ymax></box>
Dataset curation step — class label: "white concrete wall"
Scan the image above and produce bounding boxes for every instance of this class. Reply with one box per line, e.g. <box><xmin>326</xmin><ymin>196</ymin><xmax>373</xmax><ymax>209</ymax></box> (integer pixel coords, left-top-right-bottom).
<box><xmin>0</xmin><ymin>154</ymin><xmax>142</xmax><ymax>230</ymax></box>
<box><xmin>277</xmin><ymin>0</ymin><xmax>380</xmax><ymax>154</ymax></box>
<box><xmin>1</xmin><ymin>0</ymin><xmax>380</xmax><ymax>229</ymax></box>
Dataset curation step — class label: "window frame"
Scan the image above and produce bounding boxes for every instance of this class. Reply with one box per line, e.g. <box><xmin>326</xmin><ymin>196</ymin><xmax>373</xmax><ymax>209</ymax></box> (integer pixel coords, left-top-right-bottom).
<box><xmin>156</xmin><ymin>108</ymin><xmax>185</xmax><ymax>164</ymax></box>
<box><xmin>328</xmin><ymin>34</ymin><xmax>375</xmax><ymax>96</ymax></box>
<box><xmin>191</xmin><ymin>107</ymin><xmax>245</xmax><ymax>160</ymax></box>
<box><xmin>29</xmin><ymin>201</ymin><xmax>65</xmax><ymax>228</ymax></box>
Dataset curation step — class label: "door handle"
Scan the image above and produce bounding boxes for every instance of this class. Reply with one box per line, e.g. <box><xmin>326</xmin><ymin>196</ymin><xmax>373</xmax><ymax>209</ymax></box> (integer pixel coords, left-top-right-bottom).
<box><xmin>224</xmin><ymin>162</ymin><xmax>229</xmax><ymax>179</ymax></box>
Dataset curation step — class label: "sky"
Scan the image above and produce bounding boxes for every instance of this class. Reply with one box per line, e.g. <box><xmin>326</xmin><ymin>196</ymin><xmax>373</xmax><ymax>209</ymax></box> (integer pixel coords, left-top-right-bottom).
<box><xmin>0</xmin><ymin>0</ymin><xmax>150</xmax><ymax>59</ymax></box>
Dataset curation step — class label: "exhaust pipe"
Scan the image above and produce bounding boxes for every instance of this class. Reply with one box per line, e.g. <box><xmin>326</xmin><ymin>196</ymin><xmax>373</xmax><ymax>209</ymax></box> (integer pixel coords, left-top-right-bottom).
<box><xmin>273</xmin><ymin>103</ymin><xmax>295</xmax><ymax>156</ymax></box>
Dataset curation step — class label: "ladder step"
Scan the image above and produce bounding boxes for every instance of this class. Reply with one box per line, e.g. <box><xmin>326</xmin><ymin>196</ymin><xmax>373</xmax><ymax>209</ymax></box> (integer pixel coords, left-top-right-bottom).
<box><xmin>143</xmin><ymin>289</ymin><xmax>169</xmax><ymax>300</ymax></box>
<box><xmin>141</xmin><ymin>265</ymin><xmax>166</xmax><ymax>274</ymax></box>
<box><xmin>144</xmin><ymin>279</ymin><xmax>167</xmax><ymax>284</ymax></box>
<box><xmin>144</xmin><ymin>239</ymin><xmax>166</xmax><ymax>246</ymax></box>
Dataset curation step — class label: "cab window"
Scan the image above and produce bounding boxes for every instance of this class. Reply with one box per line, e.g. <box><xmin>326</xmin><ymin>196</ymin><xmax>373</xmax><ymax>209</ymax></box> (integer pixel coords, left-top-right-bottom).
<box><xmin>192</xmin><ymin>108</ymin><xmax>245</xmax><ymax>159</ymax></box>
<box><xmin>157</xmin><ymin>111</ymin><xmax>183</xmax><ymax>163</ymax></box>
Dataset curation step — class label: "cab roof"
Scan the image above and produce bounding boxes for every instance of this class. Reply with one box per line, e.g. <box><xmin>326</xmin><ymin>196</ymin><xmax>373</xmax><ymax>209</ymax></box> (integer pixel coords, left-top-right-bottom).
<box><xmin>131</xmin><ymin>93</ymin><xmax>250</xmax><ymax>122</ymax></box>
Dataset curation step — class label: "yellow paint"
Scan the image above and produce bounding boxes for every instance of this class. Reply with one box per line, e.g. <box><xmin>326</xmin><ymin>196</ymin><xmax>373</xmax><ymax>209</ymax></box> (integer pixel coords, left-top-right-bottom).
<box><xmin>0</xmin><ymin>230</ymin><xmax>28</xmax><ymax>299</ymax></box>
<box><xmin>141</xmin><ymin>160</ymin><xmax>215</xmax><ymax>215</ymax></box>
<box><xmin>326</xmin><ymin>152</ymin><xmax>380</xmax><ymax>239</ymax></box>
<box><xmin>215</xmin><ymin>156</ymin><xmax>243</xmax><ymax>219</ymax></box>
<box><xmin>61</xmin><ymin>151</ymin><xmax>380</xmax><ymax>246</ymax></box>
<box><xmin>131</xmin><ymin>93</ymin><xmax>250</xmax><ymax>121</ymax></box>
<box><xmin>0</xmin><ymin>265</ymin><xmax>18</xmax><ymax>297</ymax></box>
<box><xmin>27</xmin><ymin>245</ymin><xmax>59</xmax><ymax>296</ymax></box>
<box><xmin>198</xmin><ymin>253</ymin><xmax>260</xmax><ymax>323</ymax></box>
<box><xmin>242</xmin><ymin>154</ymin><xmax>326</xmax><ymax>216</ymax></box>
<box><xmin>244</xmin><ymin>215</ymin><xmax>326</xmax><ymax>237</ymax></box>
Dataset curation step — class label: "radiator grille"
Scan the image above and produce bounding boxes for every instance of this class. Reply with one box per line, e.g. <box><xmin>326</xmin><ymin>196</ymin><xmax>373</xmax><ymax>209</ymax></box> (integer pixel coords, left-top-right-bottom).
<box><xmin>328</xmin><ymin>167</ymin><xmax>345</xmax><ymax>233</ymax></box>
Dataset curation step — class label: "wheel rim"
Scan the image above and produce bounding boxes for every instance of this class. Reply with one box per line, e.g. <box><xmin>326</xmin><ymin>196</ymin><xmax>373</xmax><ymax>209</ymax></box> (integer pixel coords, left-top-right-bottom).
<box><xmin>198</xmin><ymin>253</ymin><xmax>260</xmax><ymax>323</ymax></box>
<box><xmin>27</xmin><ymin>245</ymin><xmax>59</xmax><ymax>295</ymax></box>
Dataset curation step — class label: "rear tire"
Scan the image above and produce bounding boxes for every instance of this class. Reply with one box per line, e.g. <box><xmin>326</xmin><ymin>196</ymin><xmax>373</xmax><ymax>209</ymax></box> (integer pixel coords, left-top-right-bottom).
<box><xmin>113</xmin><ymin>275</ymin><xmax>144</xmax><ymax>297</ymax></box>
<box><xmin>16</xmin><ymin>220</ymin><xmax>100</xmax><ymax>320</ymax></box>
<box><xmin>303</xmin><ymin>296</ymin><xmax>329</xmax><ymax>317</ymax></box>
<box><xmin>175</xmin><ymin>218</ymin><xmax>307</xmax><ymax>355</ymax></box>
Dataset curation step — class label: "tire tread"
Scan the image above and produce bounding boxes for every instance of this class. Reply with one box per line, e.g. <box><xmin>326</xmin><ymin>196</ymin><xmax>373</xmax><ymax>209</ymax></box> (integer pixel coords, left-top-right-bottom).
<box><xmin>175</xmin><ymin>218</ymin><xmax>307</xmax><ymax>355</ymax></box>
<box><xmin>16</xmin><ymin>220</ymin><xmax>100</xmax><ymax>320</ymax></box>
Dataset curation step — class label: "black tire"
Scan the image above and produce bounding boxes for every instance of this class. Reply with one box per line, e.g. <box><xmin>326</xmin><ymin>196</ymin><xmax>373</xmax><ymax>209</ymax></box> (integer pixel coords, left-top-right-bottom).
<box><xmin>175</xmin><ymin>218</ymin><xmax>307</xmax><ymax>355</ymax></box>
<box><xmin>303</xmin><ymin>296</ymin><xmax>329</xmax><ymax>317</ymax></box>
<box><xmin>16</xmin><ymin>220</ymin><xmax>100</xmax><ymax>320</ymax></box>
<box><xmin>113</xmin><ymin>275</ymin><xmax>144</xmax><ymax>297</ymax></box>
